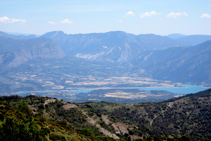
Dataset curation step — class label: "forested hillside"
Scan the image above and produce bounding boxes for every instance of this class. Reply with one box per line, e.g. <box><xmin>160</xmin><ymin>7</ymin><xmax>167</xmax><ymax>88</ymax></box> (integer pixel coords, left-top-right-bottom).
<box><xmin>1</xmin><ymin>89</ymin><xmax>211</xmax><ymax>140</ymax></box>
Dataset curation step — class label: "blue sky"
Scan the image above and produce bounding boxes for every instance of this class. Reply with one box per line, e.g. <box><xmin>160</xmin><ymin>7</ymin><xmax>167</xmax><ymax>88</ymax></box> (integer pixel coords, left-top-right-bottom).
<box><xmin>0</xmin><ymin>0</ymin><xmax>211</xmax><ymax>35</ymax></box>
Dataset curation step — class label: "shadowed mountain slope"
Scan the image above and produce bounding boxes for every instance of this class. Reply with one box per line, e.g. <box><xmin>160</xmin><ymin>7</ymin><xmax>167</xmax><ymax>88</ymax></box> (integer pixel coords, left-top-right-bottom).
<box><xmin>0</xmin><ymin>35</ymin><xmax>65</xmax><ymax>69</ymax></box>
<box><xmin>132</xmin><ymin>40</ymin><xmax>211</xmax><ymax>84</ymax></box>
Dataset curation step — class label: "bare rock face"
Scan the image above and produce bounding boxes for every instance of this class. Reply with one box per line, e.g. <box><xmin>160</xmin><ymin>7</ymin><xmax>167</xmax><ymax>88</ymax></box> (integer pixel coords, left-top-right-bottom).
<box><xmin>0</xmin><ymin>36</ymin><xmax>65</xmax><ymax>68</ymax></box>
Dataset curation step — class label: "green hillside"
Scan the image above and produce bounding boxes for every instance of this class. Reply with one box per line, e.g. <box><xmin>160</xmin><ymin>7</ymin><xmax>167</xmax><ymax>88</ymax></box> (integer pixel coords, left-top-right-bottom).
<box><xmin>1</xmin><ymin>89</ymin><xmax>211</xmax><ymax>140</ymax></box>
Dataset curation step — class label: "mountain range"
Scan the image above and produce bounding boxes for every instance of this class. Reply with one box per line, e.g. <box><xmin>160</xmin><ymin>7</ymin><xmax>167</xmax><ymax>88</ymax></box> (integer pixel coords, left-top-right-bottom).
<box><xmin>42</xmin><ymin>31</ymin><xmax>179</xmax><ymax>63</ymax></box>
<box><xmin>0</xmin><ymin>31</ymin><xmax>211</xmax><ymax>95</ymax></box>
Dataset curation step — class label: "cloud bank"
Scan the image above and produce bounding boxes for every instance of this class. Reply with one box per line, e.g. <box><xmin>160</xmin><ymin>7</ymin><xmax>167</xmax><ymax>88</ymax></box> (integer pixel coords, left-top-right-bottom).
<box><xmin>60</xmin><ymin>19</ymin><xmax>73</xmax><ymax>24</ymax></box>
<box><xmin>48</xmin><ymin>19</ymin><xmax>73</xmax><ymax>24</ymax></box>
<box><xmin>166</xmin><ymin>12</ymin><xmax>188</xmax><ymax>18</ymax></box>
<box><xmin>0</xmin><ymin>16</ymin><xmax>26</xmax><ymax>23</ymax></box>
<box><xmin>200</xmin><ymin>14</ymin><xmax>211</xmax><ymax>18</ymax></box>
<box><xmin>125</xmin><ymin>11</ymin><xmax>135</xmax><ymax>16</ymax></box>
<box><xmin>140</xmin><ymin>11</ymin><xmax>160</xmax><ymax>18</ymax></box>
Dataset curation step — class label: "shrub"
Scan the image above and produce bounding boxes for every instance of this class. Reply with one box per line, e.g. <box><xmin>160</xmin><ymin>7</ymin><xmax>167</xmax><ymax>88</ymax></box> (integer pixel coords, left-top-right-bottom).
<box><xmin>80</xmin><ymin>128</ymin><xmax>94</xmax><ymax>136</ymax></box>
<box><xmin>49</xmin><ymin>133</ymin><xmax>66</xmax><ymax>141</ymax></box>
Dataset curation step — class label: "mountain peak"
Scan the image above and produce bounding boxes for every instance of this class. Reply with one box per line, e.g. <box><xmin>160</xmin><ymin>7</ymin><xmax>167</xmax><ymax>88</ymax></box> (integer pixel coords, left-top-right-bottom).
<box><xmin>106</xmin><ymin>30</ymin><xmax>127</xmax><ymax>34</ymax></box>
<box><xmin>43</xmin><ymin>31</ymin><xmax>66</xmax><ymax>38</ymax></box>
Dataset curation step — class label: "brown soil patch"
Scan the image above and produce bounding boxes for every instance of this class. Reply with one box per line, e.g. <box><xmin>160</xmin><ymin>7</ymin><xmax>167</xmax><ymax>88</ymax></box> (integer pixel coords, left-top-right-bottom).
<box><xmin>101</xmin><ymin>115</ymin><xmax>111</xmax><ymax>125</ymax></box>
<box><xmin>63</xmin><ymin>104</ymin><xmax>78</xmax><ymax>110</ymax></box>
<box><xmin>130</xmin><ymin>135</ymin><xmax>143</xmax><ymax>140</ymax></box>
<box><xmin>44</xmin><ymin>99</ymin><xmax>56</xmax><ymax>105</ymax></box>
<box><xmin>81</xmin><ymin>110</ymin><xmax>119</xmax><ymax>139</ymax></box>
<box><xmin>112</xmin><ymin>122</ymin><xmax>128</xmax><ymax>134</ymax></box>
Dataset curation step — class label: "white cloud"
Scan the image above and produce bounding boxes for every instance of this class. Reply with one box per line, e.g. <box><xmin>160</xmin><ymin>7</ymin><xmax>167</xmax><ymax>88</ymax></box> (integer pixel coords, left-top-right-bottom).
<box><xmin>0</xmin><ymin>16</ymin><xmax>26</xmax><ymax>23</ymax></box>
<box><xmin>200</xmin><ymin>13</ymin><xmax>211</xmax><ymax>18</ymax></box>
<box><xmin>125</xmin><ymin>11</ymin><xmax>135</xmax><ymax>16</ymax></box>
<box><xmin>60</xmin><ymin>19</ymin><xmax>73</xmax><ymax>24</ymax></box>
<box><xmin>140</xmin><ymin>11</ymin><xmax>160</xmax><ymax>18</ymax></box>
<box><xmin>48</xmin><ymin>21</ymin><xmax>56</xmax><ymax>24</ymax></box>
<box><xmin>48</xmin><ymin>19</ymin><xmax>73</xmax><ymax>24</ymax></box>
<box><xmin>166</xmin><ymin>12</ymin><xmax>188</xmax><ymax>18</ymax></box>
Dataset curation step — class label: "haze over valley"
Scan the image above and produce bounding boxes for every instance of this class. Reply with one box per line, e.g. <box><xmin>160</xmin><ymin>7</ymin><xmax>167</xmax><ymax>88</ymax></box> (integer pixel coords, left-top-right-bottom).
<box><xmin>0</xmin><ymin>31</ymin><xmax>210</xmax><ymax>102</ymax></box>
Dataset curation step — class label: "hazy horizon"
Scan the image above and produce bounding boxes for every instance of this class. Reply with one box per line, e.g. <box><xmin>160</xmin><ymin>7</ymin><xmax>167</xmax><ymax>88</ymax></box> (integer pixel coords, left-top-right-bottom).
<box><xmin>0</xmin><ymin>0</ymin><xmax>211</xmax><ymax>35</ymax></box>
<box><xmin>2</xmin><ymin>30</ymin><xmax>211</xmax><ymax>37</ymax></box>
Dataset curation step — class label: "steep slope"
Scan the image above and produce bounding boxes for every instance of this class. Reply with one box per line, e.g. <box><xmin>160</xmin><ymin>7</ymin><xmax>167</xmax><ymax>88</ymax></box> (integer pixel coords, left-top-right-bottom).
<box><xmin>79</xmin><ymin>88</ymin><xmax>211</xmax><ymax>140</ymax></box>
<box><xmin>0</xmin><ymin>96</ymin><xmax>117</xmax><ymax>141</ymax></box>
<box><xmin>1</xmin><ymin>89</ymin><xmax>211</xmax><ymax>140</ymax></box>
<box><xmin>0</xmin><ymin>96</ymin><xmax>116</xmax><ymax>141</ymax></box>
<box><xmin>43</xmin><ymin>31</ymin><xmax>178</xmax><ymax>63</ymax></box>
<box><xmin>132</xmin><ymin>40</ymin><xmax>211</xmax><ymax>84</ymax></box>
<box><xmin>0</xmin><ymin>36</ymin><xmax>65</xmax><ymax>69</ymax></box>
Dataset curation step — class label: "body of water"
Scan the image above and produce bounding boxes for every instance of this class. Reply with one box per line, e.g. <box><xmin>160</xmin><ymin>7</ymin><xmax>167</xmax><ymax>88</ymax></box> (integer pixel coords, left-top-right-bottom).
<box><xmin>13</xmin><ymin>84</ymin><xmax>209</xmax><ymax>96</ymax></box>
<box><xmin>13</xmin><ymin>89</ymin><xmax>92</xmax><ymax>95</ymax></box>
<box><xmin>139</xmin><ymin>84</ymin><xmax>208</xmax><ymax>95</ymax></box>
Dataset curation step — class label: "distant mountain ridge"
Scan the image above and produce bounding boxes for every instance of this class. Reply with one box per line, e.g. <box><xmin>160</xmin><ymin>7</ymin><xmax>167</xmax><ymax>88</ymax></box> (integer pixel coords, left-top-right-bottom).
<box><xmin>132</xmin><ymin>40</ymin><xmax>211</xmax><ymax>84</ymax></box>
<box><xmin>0</xmin><ymin>31</ymin><xmax>37</xmax><ymax>39</ymax></box>
<box><xmin>42</xmin><ymin>31</ymin><xmax>211</xmax><ymax>62</ymax></box>
<box><xmin>167</xmin><ymin>33</ymin><xmax>186</xmax><ymax>39</ymax></box>
<box><xmin>42</xmin><ymin>31</ymin><xmax>211</xmax><ymax>84</ymax></box>
<box><xmin>42</xmin><ymin>31</ymin><xmax>178</xmax><ymax>62</ymax></box>
<box><xmin>0</xmin><ymin>35</ymin><xmax>65</xmax><ymax>68</ymax></box>
<box><xmin>176</xmin><ymin>35</ymin><xmax>211</xmax><ymax>46</ymax></box>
